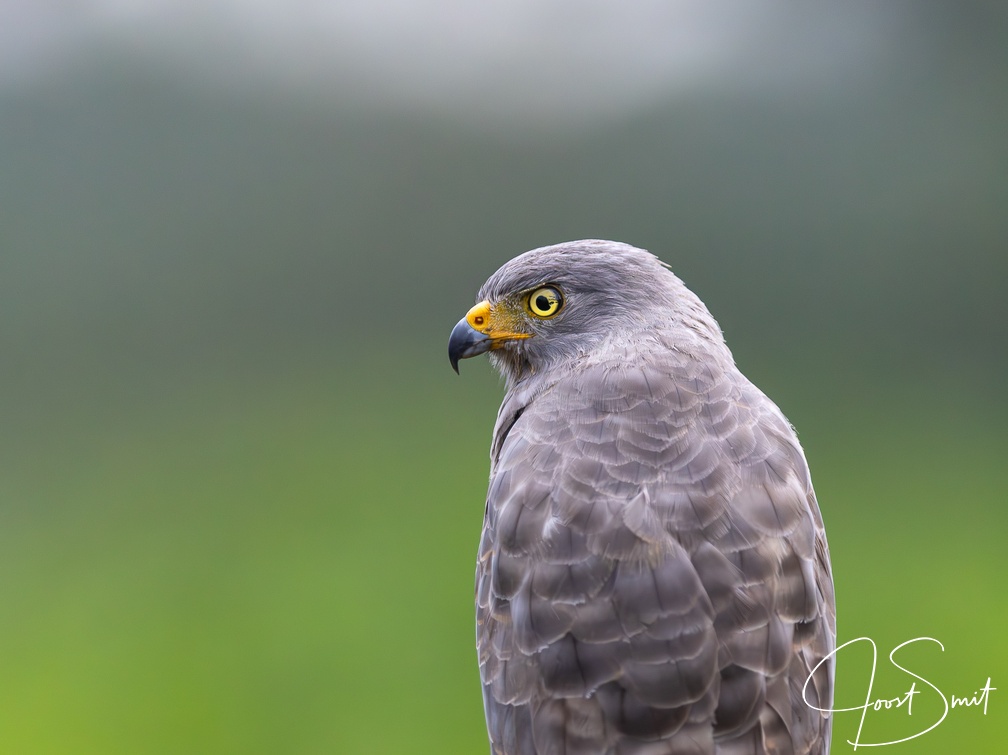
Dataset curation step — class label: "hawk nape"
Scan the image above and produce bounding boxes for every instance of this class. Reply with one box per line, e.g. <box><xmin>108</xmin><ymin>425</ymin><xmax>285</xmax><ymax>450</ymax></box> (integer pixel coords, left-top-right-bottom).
<box><xmin>448</xmin><ymin>240</ymin><xmax>835</xmax><ymax>755</ymax></box>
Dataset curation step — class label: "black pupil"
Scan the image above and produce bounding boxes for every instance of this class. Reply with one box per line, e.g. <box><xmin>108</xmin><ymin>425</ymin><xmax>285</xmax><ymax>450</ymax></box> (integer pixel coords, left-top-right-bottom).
<box><xmin>536</xmin><ymin>294</ymin><xmax>551</xmax><ymax>311</ymax></box>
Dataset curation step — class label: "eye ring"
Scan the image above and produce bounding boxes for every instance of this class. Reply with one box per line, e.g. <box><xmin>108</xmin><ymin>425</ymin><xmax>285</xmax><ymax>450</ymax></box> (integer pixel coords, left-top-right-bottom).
<box><xmin>526</xmin><ymin>286</ymin><xmax>563</xmax><ymax>318</ymax></box>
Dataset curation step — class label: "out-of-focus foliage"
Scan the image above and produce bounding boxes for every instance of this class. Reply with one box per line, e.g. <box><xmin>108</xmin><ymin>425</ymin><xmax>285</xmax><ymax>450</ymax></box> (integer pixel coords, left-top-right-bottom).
<box><xmin>0</xmin><ymin>3</ymin><xmax>1005</xmax><ymax>753</ymax></box>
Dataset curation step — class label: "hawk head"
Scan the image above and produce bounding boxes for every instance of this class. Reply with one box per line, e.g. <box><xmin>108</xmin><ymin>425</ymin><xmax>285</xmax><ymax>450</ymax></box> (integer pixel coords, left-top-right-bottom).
<box><xmin>448</xmin><ymin>240</ymin><xmax>727</xmax><ymax>384</ymax></box>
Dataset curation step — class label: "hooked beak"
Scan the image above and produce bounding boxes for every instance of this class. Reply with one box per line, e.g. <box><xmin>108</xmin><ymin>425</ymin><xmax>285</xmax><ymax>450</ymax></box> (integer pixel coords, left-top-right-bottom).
<box><xmin>448</xmin><ymin>300</ymin><xmax>532</xmax><ymax>373</ymax></box>
<box><xmin>448</xmin><ymin>318</ymin><xmax>491</xmax><ymax>374</ymax></box>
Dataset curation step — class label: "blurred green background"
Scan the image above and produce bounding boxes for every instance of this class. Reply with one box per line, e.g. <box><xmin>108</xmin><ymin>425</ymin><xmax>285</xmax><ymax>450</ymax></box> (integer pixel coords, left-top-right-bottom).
<box><xmin>1</xmin><ymin>2</ymin><xmax>1005</xmax><ymax>753</ymax></box>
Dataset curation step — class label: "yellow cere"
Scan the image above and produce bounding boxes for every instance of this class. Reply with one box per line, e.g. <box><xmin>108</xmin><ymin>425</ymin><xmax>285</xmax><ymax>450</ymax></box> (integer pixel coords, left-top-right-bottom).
<box><xmin>465</xmin><ymin>301</ymin><xmax>493</xmax><ymax>332</ymax></box>
<box><xmin>465</xmin><ymin>300</ymin><xmax>533</xmax><ymax>344</ymax></box>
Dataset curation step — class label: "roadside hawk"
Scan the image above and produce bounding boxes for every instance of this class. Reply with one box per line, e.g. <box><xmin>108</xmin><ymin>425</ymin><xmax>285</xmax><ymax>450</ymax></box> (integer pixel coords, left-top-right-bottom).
<box><xmin>448</xmin><ymin>240</ymin><xmax>835</xmax><ymax>755</ymax></box>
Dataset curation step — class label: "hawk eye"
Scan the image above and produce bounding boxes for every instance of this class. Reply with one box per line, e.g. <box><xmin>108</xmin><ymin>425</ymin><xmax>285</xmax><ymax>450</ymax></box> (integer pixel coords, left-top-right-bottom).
<box><xmin>527</xmin><ymin>286</ymin><xmax>563</xmax><ymax>318</ymax></box>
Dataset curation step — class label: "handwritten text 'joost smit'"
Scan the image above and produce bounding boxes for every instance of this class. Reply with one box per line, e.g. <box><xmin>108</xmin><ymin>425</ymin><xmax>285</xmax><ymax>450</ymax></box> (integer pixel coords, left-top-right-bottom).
<box><xmin>804</xmin><ymin>637</ymin><xmax>995</xmax><ymax>749</ymax></box>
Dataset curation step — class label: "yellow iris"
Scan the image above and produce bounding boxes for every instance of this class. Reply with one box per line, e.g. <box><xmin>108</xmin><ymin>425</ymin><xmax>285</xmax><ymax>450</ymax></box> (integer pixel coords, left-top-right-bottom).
<box><xmin>526</xmin><ymin>286</ymin><xmax>563</xmax><ymax>318</ymax></box>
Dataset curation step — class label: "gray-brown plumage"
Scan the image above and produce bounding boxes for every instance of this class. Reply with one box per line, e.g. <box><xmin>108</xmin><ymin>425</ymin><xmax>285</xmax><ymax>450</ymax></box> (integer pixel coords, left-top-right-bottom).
<box><xmin>448</xmin><ymin>241</ymin><xmax>835</xmax><ymax>755</ymax></box>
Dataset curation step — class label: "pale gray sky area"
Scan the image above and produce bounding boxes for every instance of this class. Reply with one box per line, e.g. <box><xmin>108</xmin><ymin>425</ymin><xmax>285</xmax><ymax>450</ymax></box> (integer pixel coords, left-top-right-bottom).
<box><xmin>0</xmin><ymin>1</ymin><xmax>896</xmax><ymax>129</ymax></box>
